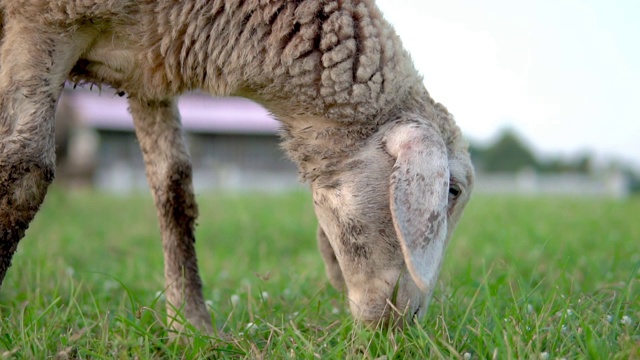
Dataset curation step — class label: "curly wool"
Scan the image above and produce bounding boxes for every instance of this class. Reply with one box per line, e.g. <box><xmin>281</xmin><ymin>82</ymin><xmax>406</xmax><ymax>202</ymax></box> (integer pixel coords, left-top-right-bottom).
<box><xmin>137</xmin><ymin>0</ymin><xmax>424</xmax><ymax>124</ymax></box>
<box><xmin>3</xmin><ymin>1</ymin><xmax>423</xmax><ymax>117</ymax></box>
<box><xmin>1</xmin><ymin>0</ymin><xmax>466</xmax><ymax>178</ymax></box>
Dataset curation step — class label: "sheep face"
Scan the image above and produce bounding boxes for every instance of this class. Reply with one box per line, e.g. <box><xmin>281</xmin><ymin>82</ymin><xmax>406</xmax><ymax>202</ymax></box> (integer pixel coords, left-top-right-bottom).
<box><xmin>312</xmin><ymin>120</ymin><xmax>473</xmax><ymax>326</ymax></box>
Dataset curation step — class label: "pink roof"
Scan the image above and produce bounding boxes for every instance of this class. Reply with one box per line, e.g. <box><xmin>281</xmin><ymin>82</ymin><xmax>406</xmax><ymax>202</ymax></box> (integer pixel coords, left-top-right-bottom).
<box><xmin>68</xmin><ymin>90</ymin><xmax>280</xmax><ymax>134</ymax></box>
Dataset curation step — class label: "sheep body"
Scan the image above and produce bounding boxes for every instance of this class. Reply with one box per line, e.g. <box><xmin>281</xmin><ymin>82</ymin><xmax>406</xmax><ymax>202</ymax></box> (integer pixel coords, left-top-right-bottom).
<box><xmin>0</xmin><ymin>0</ymin><xmax>474</xmax><ymax>331</ymax></box>
<box><xmin>2</xmin><ymin>0</ymin><xmax>466</xmax><ymax>179</ymax></box>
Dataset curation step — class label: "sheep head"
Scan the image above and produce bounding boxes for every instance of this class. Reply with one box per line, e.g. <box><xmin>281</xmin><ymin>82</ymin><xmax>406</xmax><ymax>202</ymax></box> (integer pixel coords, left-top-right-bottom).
<box><xmin>310</xmin><ymin>114</ymin><xmax>473</xmax><ymax>327</ymax></box>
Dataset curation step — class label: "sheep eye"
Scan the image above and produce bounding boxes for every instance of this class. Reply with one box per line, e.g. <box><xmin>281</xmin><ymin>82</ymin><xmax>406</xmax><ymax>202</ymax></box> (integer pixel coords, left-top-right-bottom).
<box><xmin>448</xmin><ymin>184</ymin><xmax>461</xmax><ymax>200</ymax></box>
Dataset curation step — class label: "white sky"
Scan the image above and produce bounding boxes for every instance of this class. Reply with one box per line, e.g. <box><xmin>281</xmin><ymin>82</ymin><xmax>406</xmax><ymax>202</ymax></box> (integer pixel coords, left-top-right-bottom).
<box><xmin>376</xmin><ymin>0</ymin><xmax>640</xmax><ymax>167</ymax></box>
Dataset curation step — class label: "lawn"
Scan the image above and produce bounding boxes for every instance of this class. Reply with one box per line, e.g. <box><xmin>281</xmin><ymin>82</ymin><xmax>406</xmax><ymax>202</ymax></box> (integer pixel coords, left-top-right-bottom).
<box><xmin>0</xmin><ymin>189</ymin><xmax>638</xmax><ymax>359</ymax></box>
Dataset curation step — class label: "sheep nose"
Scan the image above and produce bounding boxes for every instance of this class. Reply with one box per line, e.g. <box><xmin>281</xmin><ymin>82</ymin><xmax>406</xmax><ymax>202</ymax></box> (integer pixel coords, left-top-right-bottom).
<box><xmin>350</xmin><ymin>299</ymin><xmax>422</xmax><ymax>329</ymax></box>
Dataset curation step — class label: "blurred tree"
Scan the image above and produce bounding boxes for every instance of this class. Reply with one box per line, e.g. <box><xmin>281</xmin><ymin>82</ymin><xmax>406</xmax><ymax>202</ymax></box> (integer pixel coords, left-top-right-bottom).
<box><xmin>629</xmin><ymin>173</ymin><xmax>640</xmax><ymax>194</ymax></box>
<box><xmin>538</xmin><ymin>152</ymin><xmax>594</xmax><ymax>174</ymax></box>
<box><xmin>574</xmin><ymin>153</ymin><xmax>593</xmax><ymax>173</ymax></box>
<box><xmin>482</xmin><ymin>129</ymin><xmax>539</xmax><ymax>172</ymax></box>
<box><xmin>468</xmin><ymin>143</ymin><xmax>488</xmax><ymax>170</ymax></box>
<box><xmin>468</xmin><ymin>129</ymin><xmax>636</xmax><ymax>189</ymax></box>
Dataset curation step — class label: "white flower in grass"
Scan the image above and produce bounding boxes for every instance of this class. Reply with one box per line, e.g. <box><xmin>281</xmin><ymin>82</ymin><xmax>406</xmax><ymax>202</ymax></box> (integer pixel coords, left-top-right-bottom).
<box><xmin>230</xmin><ymin>294</ymin><xmax>240</xmax><ymax>306</ymax></box>
<box><xmin>245</xmin><ymin>322</ymin><xmax>258</xmax><ymax>335</ymax></box>
<box><xmin>205</xmin><ymin>300</ymin><xmax>213</xmax><ymax>308</ymax></box>
<box><xmin>556</xmin><ymin>309</ymin><xmax>574</xmax><ymax>317</ymax></box>
<box><xmin>539</xmin><ymin>351</ymin><xmax>549</xmax><ymax>360</ymax></box>
<box><xmin>463</xmin><ymin>352</ymin><xmax>472</xmax><ymax>360</ymax></box>
<box><xmin>331</xmin><ymin>307</ymin><xmax>340</xmax><ymax>315</ymax></box>
<box><xmin>620</xmin><ymin>315</ymin><xmax>632</xmax><ymax>326</ymax></box>
<box><xmin>261</xmin><ymin>291</ymin><xmax>269</xmax><ymax>301</ymax></box>
<box><xmin>605</xmin><ymin>315</ymin><xmax>613</xmax><ymax>323</ymax></box>
<box><xmin>526</xmin><ymin>304</ymin><xmax>534</xmax><ymax>314</ymax></box>
<box><xmin>288</xmin><ymin>311</ymin><xmax>300</xmax><ymax>320</ymax></box>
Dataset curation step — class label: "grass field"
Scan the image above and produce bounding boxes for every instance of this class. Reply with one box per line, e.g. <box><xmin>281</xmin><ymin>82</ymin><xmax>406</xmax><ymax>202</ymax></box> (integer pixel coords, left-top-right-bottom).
<box><xmin>0</xmin><ymin>189</ymin><xmax>638</xmax><ymax>359</ymax></box>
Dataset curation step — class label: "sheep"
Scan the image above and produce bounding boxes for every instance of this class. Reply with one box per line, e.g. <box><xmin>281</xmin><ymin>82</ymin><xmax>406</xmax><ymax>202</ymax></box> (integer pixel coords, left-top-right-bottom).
<box><xmin>0</xmin><ymin>0</ymin><xmax>474</xmax><ymax>332</ymax></box>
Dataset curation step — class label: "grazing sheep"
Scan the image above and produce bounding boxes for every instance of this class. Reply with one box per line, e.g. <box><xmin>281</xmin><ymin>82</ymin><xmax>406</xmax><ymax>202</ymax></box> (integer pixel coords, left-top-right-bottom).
<box><xmin>0</xmin><ymin>0</ymin><xmax>474</xmax><ymax>332</ymax></box>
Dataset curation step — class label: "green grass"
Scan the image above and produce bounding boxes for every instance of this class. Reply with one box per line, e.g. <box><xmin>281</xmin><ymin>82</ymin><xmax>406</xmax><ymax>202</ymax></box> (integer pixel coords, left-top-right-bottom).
<box><xmin>1</xmin><ymin>189</ymin><xmax>638</xmax><ymax>359</ymax></box>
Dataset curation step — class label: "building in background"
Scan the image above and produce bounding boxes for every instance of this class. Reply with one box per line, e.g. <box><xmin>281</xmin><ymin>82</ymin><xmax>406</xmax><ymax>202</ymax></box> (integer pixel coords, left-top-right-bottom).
<box><xmin>58</xmin><ymin>89</ymin><xmax>300</xmax><ymax>193</ymax></box>
<box><xmin>473</xmin><ymin>168</ymin><xmax>629</xmax><ymax>199</ymax></box>
<box><xmin>469</xmin><ymin>129</ymin><xmax>632</xmax><ymax>198</ymax></box>
<box><xmin>57</xmin><ymin>89</ymin><xmax>632</xmax><ymax>197</ymax></box>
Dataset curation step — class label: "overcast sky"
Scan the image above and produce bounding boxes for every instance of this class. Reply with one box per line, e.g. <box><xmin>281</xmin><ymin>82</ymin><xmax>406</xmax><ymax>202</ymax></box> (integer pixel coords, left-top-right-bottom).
<box><xmin>376</xmin><ymin>0</ymin><xmax>640</xmax><ymax>167</ymax></box>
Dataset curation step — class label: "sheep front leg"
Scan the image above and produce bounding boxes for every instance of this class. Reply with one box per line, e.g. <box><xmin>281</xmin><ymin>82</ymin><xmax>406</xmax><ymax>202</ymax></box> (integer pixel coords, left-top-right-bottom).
<box><xmin>0</xmin><ymin>22</ymin><xmax>87</xmax><ymax>286</ymax></box>
<box><xmin>128</xmin><ymin>97</ymin><xmax>212</xmax><ymax>335</ymax></box>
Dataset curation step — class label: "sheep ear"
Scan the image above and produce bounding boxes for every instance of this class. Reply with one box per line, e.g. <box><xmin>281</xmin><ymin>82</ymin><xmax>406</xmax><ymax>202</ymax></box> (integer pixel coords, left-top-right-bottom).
<box><xmin>385</xmin><ymin>124</ymin><xmax>449</xmax><ymax>293</ymax></box>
